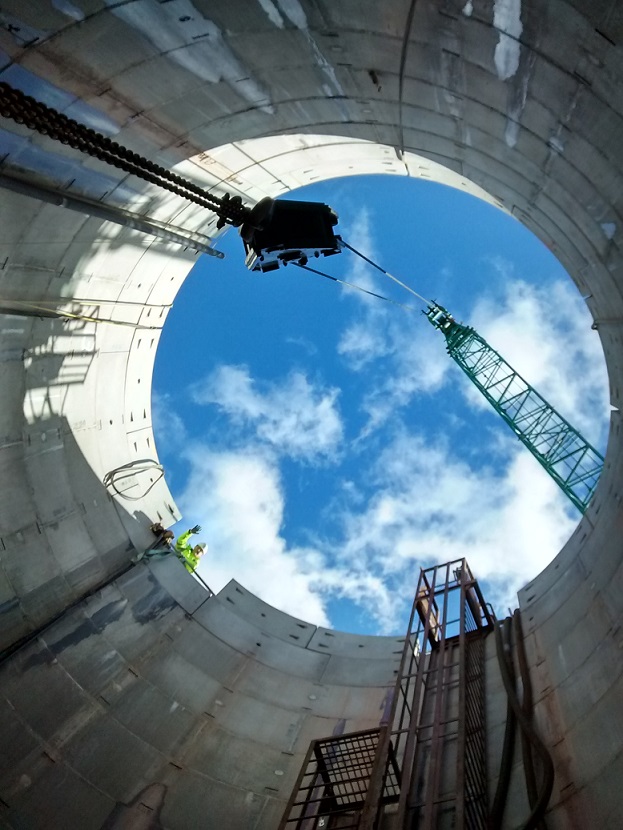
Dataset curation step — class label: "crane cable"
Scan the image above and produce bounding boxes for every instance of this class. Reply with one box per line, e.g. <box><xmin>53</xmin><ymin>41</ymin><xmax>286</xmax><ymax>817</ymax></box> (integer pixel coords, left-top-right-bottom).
<box><xmin>293</xmin><ymin>262</ymin><xmax>418</xmax><ymax>312</ymax></box>
<box><xmin>340</xmin><ymin>238</ymin><xmax>432</xmax><ymax>306</ymax></box>
<box><xmin>293</xmin><ymin>238</ymin><xmax>432</xmax><ymax>314</ymax></box>
<box><xmin>0</xmin><ymin>82</ymin><xmax>433</xmax><ymax>305</ymax></box>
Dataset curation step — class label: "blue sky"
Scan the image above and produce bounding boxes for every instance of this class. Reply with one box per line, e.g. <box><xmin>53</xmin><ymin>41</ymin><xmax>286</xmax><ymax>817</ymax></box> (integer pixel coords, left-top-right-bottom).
<box><xmin>152</xmin><ymin>175</ymin><xmax>609</xmax><ymax>635</ymax></box>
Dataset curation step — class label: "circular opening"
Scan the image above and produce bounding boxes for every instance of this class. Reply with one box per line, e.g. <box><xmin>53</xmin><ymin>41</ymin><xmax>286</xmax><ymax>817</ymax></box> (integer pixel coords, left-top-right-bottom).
<box><xmin>154</xmin><ymin>175</ymin><xmax>609</xmax><ymax>635</ymax></box>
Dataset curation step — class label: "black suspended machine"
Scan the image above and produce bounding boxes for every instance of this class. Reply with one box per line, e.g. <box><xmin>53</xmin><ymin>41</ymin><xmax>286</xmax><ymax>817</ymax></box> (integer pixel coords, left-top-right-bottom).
<box><xmin>239</xmin><ymin>197</ymin><xmax>342</xmax><ymax>273</ymax></box>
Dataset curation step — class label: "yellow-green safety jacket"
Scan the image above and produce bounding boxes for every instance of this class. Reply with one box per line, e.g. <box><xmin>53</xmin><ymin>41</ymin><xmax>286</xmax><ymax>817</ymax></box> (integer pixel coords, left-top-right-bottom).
<box><xmin>175</xmin><ymin>529</ymin><xmax>201</xmax><ymax>573</ymax></box>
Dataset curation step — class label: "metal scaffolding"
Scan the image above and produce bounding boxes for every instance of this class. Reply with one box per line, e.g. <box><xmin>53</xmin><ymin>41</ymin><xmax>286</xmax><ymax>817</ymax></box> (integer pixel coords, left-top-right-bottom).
<box><xmin>279</xmin><ymin>559</ymin><xmax>495</xmax><ymax>830</ymax></box>
<box><xmin>278</xmin><ymin>728</ymin><xmax>400</xmax><ymax>829</ymax></box>
<box><xmin>390</xmin><ymin>559</ymin><xmax>495</xmax><ymax>830</ymax></box>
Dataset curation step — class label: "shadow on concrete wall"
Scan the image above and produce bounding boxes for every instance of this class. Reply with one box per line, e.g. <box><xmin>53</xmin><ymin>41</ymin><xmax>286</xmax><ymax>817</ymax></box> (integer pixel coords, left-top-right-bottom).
<box><xmin>0</xmin><ymin>411</ymin><xmax>169</xmax><ymax>656</ymax></box>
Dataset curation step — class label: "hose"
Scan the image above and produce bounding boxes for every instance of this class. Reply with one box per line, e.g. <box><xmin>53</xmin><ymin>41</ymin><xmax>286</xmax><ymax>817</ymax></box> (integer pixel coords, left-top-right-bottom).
<box><xmin>494</xmin><ymin>617</ymin><xmax>555</xmax><ymax>830</ymax></box>
<box><xmin>513</xmin><ymin>611</ymin><xmax>551</xmax><ymax>830</ymax></box>
<box><xmin>513</xmin><ymin>610</ymin><xmax>539</xmax><ymax>825</ymax></box>
<box><xmin>490</xmin><ymin>617</ymin><xmax>517</xmax><ymax>828</ymax></box>
<box><xmin>103</xmin><ymin>459</ymin><xmax>164</xmax><ymax>501</ymax></box>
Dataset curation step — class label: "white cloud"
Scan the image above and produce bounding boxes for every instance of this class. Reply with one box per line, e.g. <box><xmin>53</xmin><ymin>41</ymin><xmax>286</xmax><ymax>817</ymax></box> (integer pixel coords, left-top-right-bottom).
<box><xmin>338</xmin><ymin>317</ymin><xmax>393</xmax><ymax>370</ymax></box>
<box><xmin>191</xmin><ymin>364</ymin><xmax>343</xmax><ymax>462</ymax></box>
<box><xmin>179</xmin><ymin>447</ymin><xmax>329</xmax><ymax>624</ymax></box>
<box><xmin>359</xmin><ymin>321</ymin><xmax>451</xmax><ymax>436</ymax></box>
<box><xmin>285</xmin><ymin>335</ymin><xmax>318</xmax><ymax>356</ymax></box>
<box><xmin>177</xmin><ymin>444</ymin><xmax>394</xmax><ymax>627</ymax></box>
<box><xmin>335</xmin><ymin>208</ymin><xmax>452</xmax><ymax>436</ymax></box>
<box><xmin>161</xmin><ymin>243</ymin><xmax>610</xmax><ymax>636</ymax></box>
<box><xmin>336</xmin><ymin>207</ymin><xmax>394</xmax><ymax>370</ymax></box>
<box><xmin>175</xmin><ymin>425</ymin><xmax>580</xmax><ymax>634</ymax></box>
<box><xmin>152</xmin><ymin>391</ymin><xmax>187</xmax><ymax>452</ymax></box>
<box><xmin>329</xmin><ymin>430</ymin><xmax>578</xmax><ymax>626</ymax></box>
<box><xmin>339</xmin><ymin>206</ymin><xmax>383</xmax><ymax>298</ymax></box>
<box><xmin>337</xmin><ymin>299</ymin><xmax>451</xmax><ymax>438</ymax></box>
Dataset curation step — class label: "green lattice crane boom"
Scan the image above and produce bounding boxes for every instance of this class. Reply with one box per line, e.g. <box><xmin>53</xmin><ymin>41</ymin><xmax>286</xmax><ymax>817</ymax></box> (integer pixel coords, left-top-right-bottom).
<box><xmin>425</xmin><ymin>303</ymin><xmax>604</xmax><ymax>513</ymax></box>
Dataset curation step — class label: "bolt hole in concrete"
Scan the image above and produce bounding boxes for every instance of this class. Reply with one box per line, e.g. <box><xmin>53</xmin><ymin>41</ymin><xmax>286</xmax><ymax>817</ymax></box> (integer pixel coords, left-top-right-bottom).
<box><xmin>153</xmin><ymin>174</ymin><xmax>609</xmax><ymax>636</ymax></box>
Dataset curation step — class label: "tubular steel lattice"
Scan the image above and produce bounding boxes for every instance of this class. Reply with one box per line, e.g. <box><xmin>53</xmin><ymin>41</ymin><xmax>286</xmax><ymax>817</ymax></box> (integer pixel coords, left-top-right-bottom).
<box><xmin>426</xmin><ymin>303</ymin><xmax>604</xmax><ymax>513</ymax></box>
<box><xmin>281</xmin><ymin>560</ymin><xmax>494</xmax><ymax>830</ymax></box>
<box><xmin>390</xmin><ymin>559</ymin><xmax>495</xmax><ymax>830</ymax></box>
<box><xmin>278</xmin><ymin>729</ymin><xmax>400</xmax><ymax>829</ymax></box>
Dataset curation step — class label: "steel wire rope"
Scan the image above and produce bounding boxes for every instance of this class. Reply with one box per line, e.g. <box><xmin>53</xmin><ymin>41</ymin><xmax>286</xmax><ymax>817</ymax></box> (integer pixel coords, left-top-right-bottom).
<box><xmin>0</xmin><ymin>82</ymin><xmax>249</xmax><ymax>226</ymax></box>
<box><xmin>339</xmin><ymin>238</ymin><xmax>432</xmax><ymax>306</ymax></box>
<box><xmin>103</xmin><ymin>459</ymin><xmax>165</xmax><ymax>501</ymax></box>
<box><xmin>494</xmin><ymin>618</ymin><xmax>555</xmax><ymax>830</ymax></box>
<box><xmin>292</xmin><ymin>261</ymin><xmax>418</xmax><ymax>312</ymax></box>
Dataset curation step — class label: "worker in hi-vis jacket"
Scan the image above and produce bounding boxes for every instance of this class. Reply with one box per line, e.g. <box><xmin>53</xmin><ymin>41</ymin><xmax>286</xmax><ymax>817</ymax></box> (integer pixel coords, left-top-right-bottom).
<box><xmin>174</xmin><ymin>525</ymin><xmax>207</xmax><ymax>573</ymax></box>
<box><xmin>134</xmin><ymin>524</ymin><xmax>206</xmax><ymax>573</ymax></box>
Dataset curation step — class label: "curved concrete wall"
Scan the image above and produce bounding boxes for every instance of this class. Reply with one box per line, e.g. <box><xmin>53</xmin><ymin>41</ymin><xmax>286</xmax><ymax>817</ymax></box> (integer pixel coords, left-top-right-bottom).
<box><xmin>0</xmin><ymin>0</ymin><xmax>622</xmax><ymax>827</ymax></box>
<box><xmin>1</xmin><ymin>560</ymin><xmax>400</xmax><ymax>828</ymax></box>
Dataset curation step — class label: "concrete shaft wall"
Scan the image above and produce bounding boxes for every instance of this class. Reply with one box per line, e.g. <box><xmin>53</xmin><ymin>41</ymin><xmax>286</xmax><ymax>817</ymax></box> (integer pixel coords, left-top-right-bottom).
<box><xmin>1</xmin><ymin>560</ymin><xmax>401</xmax><ymax>828</ymax></box>
<box><xmin>0</xmin><ymin>0</ymin><xmax>622</xmax><ymax>827</ymax></box>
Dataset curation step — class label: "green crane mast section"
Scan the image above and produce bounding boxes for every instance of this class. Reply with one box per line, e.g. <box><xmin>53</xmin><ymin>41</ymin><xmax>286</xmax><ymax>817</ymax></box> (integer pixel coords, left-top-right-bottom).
<box><xmin>425</xmin><ymin>302</ymin><xmax>604</xmax><ymax>513</ymax></box>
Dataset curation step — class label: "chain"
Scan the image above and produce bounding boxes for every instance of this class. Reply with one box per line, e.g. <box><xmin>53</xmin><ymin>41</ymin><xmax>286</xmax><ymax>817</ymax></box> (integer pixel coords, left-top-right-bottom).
<box><xmin>0</xmin><ymin>82</ymin><xmax>249</xmax><ymax>227</ymax></box>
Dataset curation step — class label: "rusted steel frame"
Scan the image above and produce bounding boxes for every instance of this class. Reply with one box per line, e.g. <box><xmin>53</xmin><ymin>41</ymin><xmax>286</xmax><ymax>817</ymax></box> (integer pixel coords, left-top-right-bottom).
<box><xmin>316</xmin><ymin>728</ymin><xmax>382</xmax><ymax>744</ymax></box>
<box><xmin>394</xmin><ymin>565</ymin><xmax>440</xmax><ymax>823</ymax></box>
<box><xmin>423</xmin><ymin>562</ymin><xmax>453</xmax><ymax>829</ymax></box>
<box><xmin>312</xmin><ymin>743</ymin><xmax>339</xmax><ymax>814</ymax></box>
<box><xmin>463</xmin><ymin>654</ymin><xmax>487</xmax><ymax>788</ymax></box>
<box><xmin>466</xmin><ymin>584</ymin><xmax>484</xmax><ymax>628</ymax></box>
<box><xmin>313</xmin><ymin>767</ymin><xmax>378</xmax><ymax>794</ymax></box>
<box><xmin>464</xmin><ymin>636</ymin><xmax>484</xmax><ymax>744</ymax></box>
<box><xmin>285</xmin><ymin>730</ymin><xmax>386</xmax><ymax>829</ymax></box>
<box><xmin>386</xmin><ymin>739</ymin><xmax>402</xmax><ymax>795</ymax></box>
<box><xmin>464</xmin><ymin>629</ymin><xmax>487</xmax><ymax>830</ymax></box>
<box><xmin>392</xmin><ymin>570</ymin><xmax>424</xmax><ymax>761</ymax></box>
<box><xmin>455</xmin><ymin>561</ymin><xmax>468</xmax><ymax>830</ymax></box>
<box><xmin>415</xmin><ymin>715</ymin><xmax>459</xmax><ymax>731</ymax></box>
<box><xmin>290</xmin><ymin>774</ymin><xmax>326</xmax><ymax>829</ymax></box>
<box><xmin>464</xmin><ymin>634</ymin><xmax>488</xmax><ymax>827</ymax></box>
<box><xmin>360</xmin><ymin>601</ymin><xmax>434</xmax><ymax>830</ymax></box>
<box><xmin>417</xmin><ymin>593</ymin><xmax>441</xmax><ymax>647</ymax></box>
<box><xmin>403</xmin><ymin>657</ymin><xmax>437</xmax><ymax>820</ymax></box>
<box><xmin>416</xmin><ymin>566</ymin><xmax>442</xmax><ymax>645</ymax></box>
<box><xmin>359</xmin><ymin>724</ymin><xmax>391</xmax><ymax>829</ymax></box>
<box><xmin>392</xmin><ymin>568</ymin><xmax>426</xmax><ymax>749</ymax></box>
<box><xmin>317</xmin><ymin>732</ymin><xmax>381</xmax><ymax>782</ymax></box>
<box><xmin>278</xmin><ymin>738</ymin><xmax>319</xmax><ymax>830</ymax></box>
<box><xmin>472</xmin><ymin>578</ymin><xmax>496</xmax><ymax>627</ymax></box>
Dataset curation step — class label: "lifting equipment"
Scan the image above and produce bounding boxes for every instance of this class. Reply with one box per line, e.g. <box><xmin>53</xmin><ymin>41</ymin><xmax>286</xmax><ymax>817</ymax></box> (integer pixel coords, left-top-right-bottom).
<box><xmin>0</xmin><ymin>80</ymin><xmax>604</xmax><ymax>512</ymax></box>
